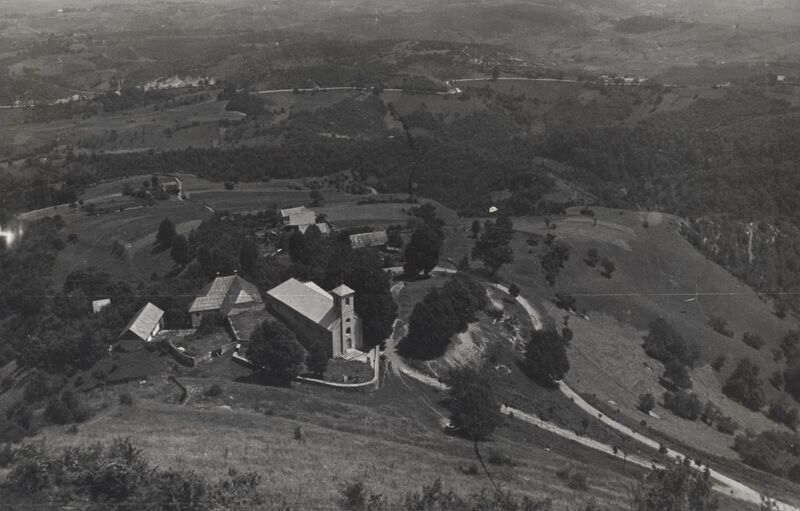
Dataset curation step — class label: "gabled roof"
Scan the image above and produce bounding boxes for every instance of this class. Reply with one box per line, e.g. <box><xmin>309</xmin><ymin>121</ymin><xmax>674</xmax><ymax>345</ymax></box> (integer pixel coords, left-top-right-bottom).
<box><xmin>189</xmin><ymin>275</ymin><xmax>262</xmax><ymax>314</ymax></box>
<box><xmin>266</xmin><ymin>278</ymin><xmax>339</xmax><ymax>328</ymax></box>
<box><xmin>298</xmin><ymin>222</ymin><xmax>331</xmax><ymax>235</ymax></box>
<box><xmin>280</xmin><ymin>206</ymin><xmax>316</xmax><ymax>227</ymax></box>
<box><xmin>349</xmin><ymin>231</ymin><xmax>387</xmax><ymax>249</ymax></box>
<box><xmin>121</xmin><ymin>302</ymin><xmax>164</xmax><ymax>341</ymax></box>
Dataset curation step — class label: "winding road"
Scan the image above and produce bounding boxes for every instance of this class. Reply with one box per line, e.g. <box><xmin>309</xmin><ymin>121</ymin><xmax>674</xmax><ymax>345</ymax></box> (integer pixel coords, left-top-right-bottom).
<box><xmin>385</xmin><ymin>266</ymin><xmax>797</xmax><ymax>510</ymax></box>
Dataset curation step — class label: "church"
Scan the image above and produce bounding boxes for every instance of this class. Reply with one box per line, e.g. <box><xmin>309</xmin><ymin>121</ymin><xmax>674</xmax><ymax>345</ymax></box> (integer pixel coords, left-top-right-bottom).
<box><xmin>265</xmin><ymin>278</ymin><xmax>363</xmax><ymax>358</ymax></box>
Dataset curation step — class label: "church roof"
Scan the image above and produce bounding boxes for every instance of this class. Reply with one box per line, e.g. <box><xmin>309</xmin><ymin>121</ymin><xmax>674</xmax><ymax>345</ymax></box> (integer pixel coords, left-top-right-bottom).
<box><xmin>266</xmin><ymin>278</ymin><xmax>341</xmax><ymax>328</ymax></box>
<box><xmin>120</xmin><ymin>302</ymin><xmax>163</xmax><ymax>341</ymax></box>
<box><xmin>189</xmin><ymin>275</ymin><xmax>262</xmax><ymax>314</ymax></box>
<box><xmin>331</xmin><ymin>284</ymin><xmax>355</xmax><ymax>297</ymax></box>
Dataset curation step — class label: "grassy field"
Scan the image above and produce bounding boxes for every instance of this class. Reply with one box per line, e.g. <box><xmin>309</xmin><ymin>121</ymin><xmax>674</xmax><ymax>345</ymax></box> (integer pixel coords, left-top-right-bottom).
<box><xmin>463</xmin><ymin>207</ymin><xmax>800</xmax><ymax>462</ymax></box>
<box><xmin>52</xmin><ymin>197</ymin><xmax>212</xmax><ymax>285</ymax></box>
<box><xmin>15</xmin><ymin>373</ymin><xmax>687</xmax><ymax>509</ymax></box>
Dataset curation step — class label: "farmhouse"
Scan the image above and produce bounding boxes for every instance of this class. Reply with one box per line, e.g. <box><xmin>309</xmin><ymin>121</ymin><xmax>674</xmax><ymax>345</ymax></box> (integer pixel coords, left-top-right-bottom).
<box><xmin>349</xmin><ymin>230</ymin><xmax>387</xmax><ymax>249</ymax></box>
<box><xmin>280</xmin><ymin>206</ymin><xmax>331</xmax><ymax>236</ymax></box>
<box><xmin>280</xmin><ymin>206</ymin><xmax>316</xmax><ymax>228</ymax></box>
<box><xmin>120</xmin><ymin>302</ymin><xmax>164</xmax><ymax>342</ymax></box>
<box><xmin>266</xmin><ymin>278</ymin><xmax>363</xmax><ymax>358</ymax></box>
<box><xmin>188</xmin><ymin>274</ymin><xmax>263</xmax><ymax>327</ymax></box>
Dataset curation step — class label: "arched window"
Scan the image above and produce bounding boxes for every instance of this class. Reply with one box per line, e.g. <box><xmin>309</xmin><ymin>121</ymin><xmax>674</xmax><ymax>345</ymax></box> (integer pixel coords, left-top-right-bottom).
<box><xmin>346</xmin><ymin>317</ymin><xmax>351</xmax><ymax>323</ymax></box>
<box><xmin>346</xmin><ymin>338</ymin><xmax>353</xmax><ymax>349</ymax></box>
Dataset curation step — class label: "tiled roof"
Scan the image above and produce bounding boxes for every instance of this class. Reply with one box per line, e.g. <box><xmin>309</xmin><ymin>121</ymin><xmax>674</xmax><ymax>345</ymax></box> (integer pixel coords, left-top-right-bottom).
<box><xmin>189</xmin><ymin>275</ymin><xmax>262</xmax><ymax>314</ymax></box>
<box><xmin>298</xmin><ymin>222</ymin><xmax>331</xmax><ymax>235</ymax></box>
<box><xmin>121</xmin><ymin>302</ymin><xmax>164</xmax><ymax>341</ymax></box>
<box><xmin>266</xmin><ymin>278</ymin><xmax>339</xmax><ymax>328</ymax></box>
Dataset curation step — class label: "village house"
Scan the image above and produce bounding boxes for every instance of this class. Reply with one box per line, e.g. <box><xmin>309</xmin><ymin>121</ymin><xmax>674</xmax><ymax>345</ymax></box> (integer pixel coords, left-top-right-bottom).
<box><xmin>349</xmin><ymin>230</ymin><xmax>387</xmax><ymax>249</ymax></box>
<box><xmin>266</xmin><ymin>278</ymin><xmax>363</xmax><ymax>358</ymax></box>
<box><xmin>119</xmin><ymin>302</ymin><xmax>164</xmax><ymax>342</ymax></box>
<box><xmin>188</xmin><ymin>274</ymin><xmax>263</xmax><ymax>327</ymax></box>
<box><xmin>279</xmin><ymin>206</ymin><xmax>331</xmax><ymax>236</ymax></box>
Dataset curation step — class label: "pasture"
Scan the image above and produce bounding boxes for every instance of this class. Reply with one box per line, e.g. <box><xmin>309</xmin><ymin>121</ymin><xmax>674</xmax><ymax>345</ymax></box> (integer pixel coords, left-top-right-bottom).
<box><xmin>484</xmin><ymin>206</ymin><xmax>799</xmax><ymax>462</ymax></box>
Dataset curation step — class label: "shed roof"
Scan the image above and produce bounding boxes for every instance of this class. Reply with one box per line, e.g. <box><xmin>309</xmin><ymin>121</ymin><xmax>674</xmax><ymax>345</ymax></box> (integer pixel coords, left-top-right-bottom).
<box><xmin>92</xmin><ymin>298</ymin><xmax>111</xmax><ymax>314</ymax></box>
<box><xmin>120</xmin><ymin>302</ymin><xmax>164</xmax><ymax>341</ymax></box>
<box><xmin>349</xmin><ymin>231</ymin><xmax>387</xmax><ymax>249</ymax></box>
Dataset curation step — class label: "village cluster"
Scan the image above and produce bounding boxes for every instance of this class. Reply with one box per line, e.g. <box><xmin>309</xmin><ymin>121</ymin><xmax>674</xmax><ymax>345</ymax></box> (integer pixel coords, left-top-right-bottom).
<box><xmin>112</xmin><ymin>205</ymin><xmax>390</xmax><ymax>380</ymax></box>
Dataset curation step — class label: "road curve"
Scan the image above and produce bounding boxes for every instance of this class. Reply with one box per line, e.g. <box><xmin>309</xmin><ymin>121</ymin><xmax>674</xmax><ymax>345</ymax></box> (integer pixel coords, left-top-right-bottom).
<box><xmin>385</xmin><ymin>266</ymin><xmax>796</xmax><ymax>510</ymax></box>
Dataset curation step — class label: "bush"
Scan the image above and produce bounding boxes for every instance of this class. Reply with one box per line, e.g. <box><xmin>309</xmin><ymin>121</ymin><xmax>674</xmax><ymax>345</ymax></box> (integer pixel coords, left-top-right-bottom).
<box><xmin>663</xmin><ymin>391</ymin><xmax>703</xmax><ymax>421</ymax></box>
<box><xmin>119</xmin><ymin>391</ymin><xmax>134</xmax><ymax>406</ymax></box>
<box><xmin>741</xmin><ymin>332</ymin><xmax>766</xmax><ymax>350</ymax></box>
<box><xmin>708</xmin><ymin>316</ymin><xmax>733</xmax><ymax>338</ymax></box>
<box><xmin>584</xmin><ymin>248</ymin><xmax>600</xmax><ymax>267</ymax></box>
<box><xmin>508</xmin><ymin>283</ymin><xmax>520</xmax><ymax>297</ymax></box>
<box><xmin>556</xmin><ymin>466</ymin><xmax>588</xmax><ymax>491</ymax></box>
<box><xmin>715</xmin><ymin>415</ymin><xmax>739</xmax><ymax>435</ymax></box>
<box><xmin>224</xmin><ymin>181</ymin><xmax>235</xmax><ymax>190</ymax></box>
<box><xmin>398</xmin><ymin>274</ymin><xmax>487</xmax><ymax>360</ymax></box>
<box><xmin>734</xmin><ymin>430</ymin><xmax>800</xmax><ymax>481</ymax></box>
<box><xmin>643</xmin><ymin>318</ymin><xmax>699</xmax><ymax>368</ymax></box>
<box><xmin>723</xmin><ymin>358</ymin><xmax>765</xmax><ymax>411</ymax></box>
<box><xmin>662</xmin><ymin>360</ymin><xmax>692</xmax><ymax>389</ymax></box>
<box><xmin>487</xmin><ymin>449</ymin><xmax>514</xmax><ymax>466</ymax></box>
<box><xmin>767</xmin><ymin>401</ymin><xmax>799</xmax><ymax>431</ymax></box>
<box><xmin>632</xmin><ymin>460</ymin><xmax>718</xmax><ymax>511</ymax></box>
<box><xmin>44</xmin><ymin>397</ymin><xmax>73</xmax><ymax>425</ymax></box>
<box><xmin>204</xmin><ymin>384</ymin><xmax>223</xmax><ymax>397</ymax></box>
<box><xmin>711</xmin><ymin>355</ymin><xmax>726</xmax><ymax>372</ymax></box>
<box><xmin>445</xmin><ymin>367</ymin><xmax>502</xmax><ymax>441</ymax></box>
<box><xmin>638</xmin><ymin>393</ymin><xmax>656</xmax><ymax>414</ymax></box>
<box><xmin>521</xmin><ymin>328</ymin><xmax>570</xmax><ymax>388</ymax></box>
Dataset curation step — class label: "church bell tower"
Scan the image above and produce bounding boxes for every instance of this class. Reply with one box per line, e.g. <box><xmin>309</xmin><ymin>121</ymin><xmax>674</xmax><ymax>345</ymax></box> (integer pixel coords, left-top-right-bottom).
<box><xmin>331</xmin><ymin>284</ymin><xmax>356</xmax><ymax>354</ymax></box>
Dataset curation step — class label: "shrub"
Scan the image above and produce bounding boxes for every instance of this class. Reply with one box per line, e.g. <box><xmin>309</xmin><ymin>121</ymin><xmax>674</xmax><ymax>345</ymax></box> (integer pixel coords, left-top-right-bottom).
<box><xmin>44</xmin><ymin>397</ymin><xmax>73</xmax><ymax>425</ymax></box>
<box><xmin>741</xmin><ymin>332</ymin><xmax>766</xmax><ymax>350</ymax></box>
<box><xmin>599</xmin><ymin>257</ymin><xmax>615</xmax><ymax>278</ymax></box>
<box><xmin>487</xmin><ymin>449</ymin><xmax>514</xmax><ymax>466</ymax></box>
<box><xmin>643</xmin><ymin>318</ymin><xmax>699</xmax><ymax>368</ymax></box>
<box><xmin>556</xmin><ymin>466</ymin><xmax>588</xmax><ymax>491</ymax></box>
<box><xmin>638</xmin><ymin>393</ymin><xmax>655</xmax><ymax>414</ymax></box>
<box><xmin>204</xmin><ymin>384</ymin><xmax>223</xmax><ymax>397</ymax></box>
<box><xmin>508</xmin><ymin>283</ymin><xmax>520</xmax><ymax>297</ymax></box>
<box><xmin>767</xmin><ymin>401</ymin><xmax>799</xmax><ymax>431</ymax></box>
<box><xmin>723</xmin><ymin>358</ymin><xmax>765</xmax><ymax>411</ymax></box>
<box><xmin>662</xmin><ymin>360</ymin><xmax>692</xmax><ymax>389</ymax></box>
<box><xmin>711</xmin><ymin>355</ymin><xmax>726</xmax><ymax>372</ymax></box>
<box><xmin>632</xmin><ymin>460</ymin><xmax>718</xmax><ymax>511</ymax></box>
<box><xmin>445</xmin><ymin>367</ymin><xmax>502</xmax><ymax>441</ymax></box>
<box><xmin>119</xmin><ymin>392</ymin><xmax>134</xmax><ymax>406</ymax></box>
<box><xmin>553</xmin><ymin>293</ymin><xmax>576</xmax><ymax>311</ymax></box>
<box><xmin>734</xmin><ymin>430</ymin><xmax>800</xmax><ymax>481</ymax></box>
<box><xmin>663</xmin><ymin>391</ymin><xmax>703</xmax><ymax>421</ymax></box>
<box><xmin>461</xmin><ymin>464</ymin><xmax>479</xmax><ymax>476</ymax></box>
<box><xmin>715</xmin><ymin>415</ymin><xmax>739</xmax><ymax>435</ymax></box>
<box><xmin>521</xmin><ymin>328</ymin><xmax>570</xmax><ymax>388</ymax></box>
<box><xmin>769</xmin><ymin>370</ymin><xmax>784</xmax><ymax>390</ymax></box>
<box><xmin>584</xmin><ymin>248</ymin><xmax>600</xmax><ymax>267</ymax></box>
<box><xmin>708</xmin><ymin>316</ymin><xmax>733</xmax><ymax>338</ymax></box>
<box><xmin>0</xmin><ymin>443</ymin><xmax>15</xmax><ymax>468</ymax></box>
<box><xmin>224</xmin><ymin>181</ymin><xmax>235</xmax><ymax>190</ymax></box>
